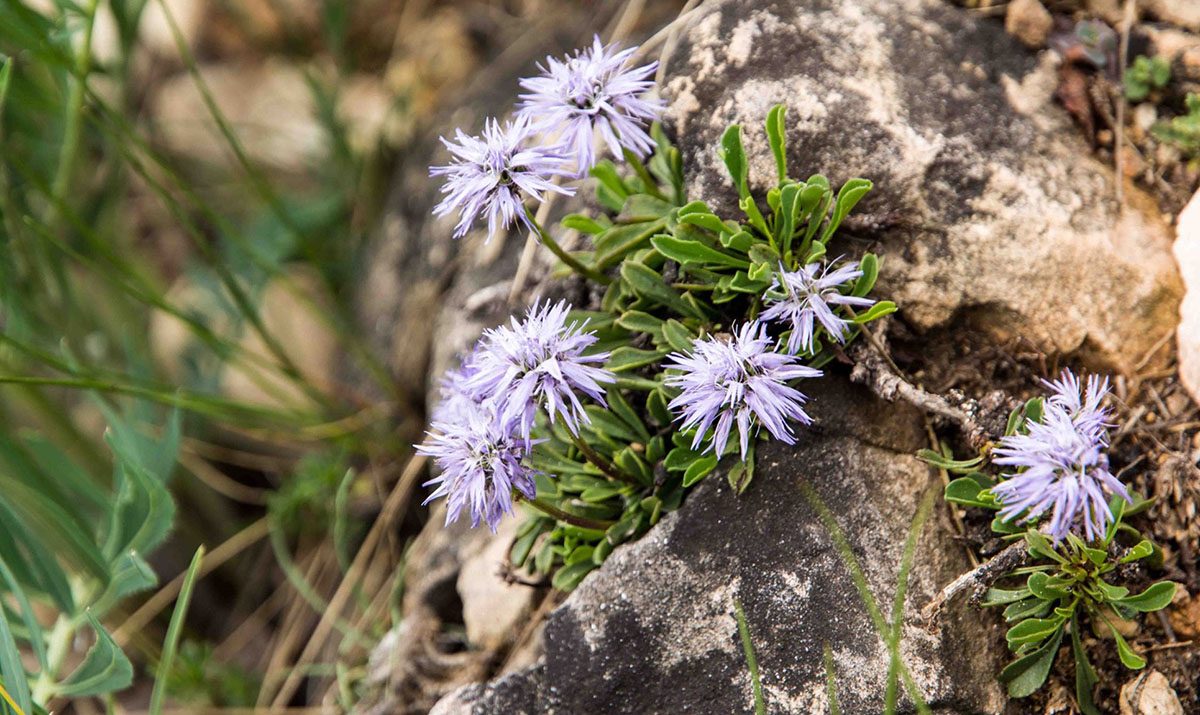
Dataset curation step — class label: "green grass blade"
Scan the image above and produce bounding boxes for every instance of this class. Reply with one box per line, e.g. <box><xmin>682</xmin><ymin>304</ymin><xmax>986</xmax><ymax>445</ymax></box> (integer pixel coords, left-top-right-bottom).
<box><xmin>798</xmin><ymin>480</ymin><xmax>929</xmax><ymax>714</ymax></box>
<box><xmin>148</xmin><ymin>545</ymin><xmax>204</xmax><ymax>715</ymax></box>
<box><xmin>884</xmin><ymin>484</ymin><xmax>937</xmax><ymax>713</ymax></box>
<box><xmin>823</xmin><ymin>642</ymin><xmax>840</xmax><ymax>715</ymax></box>
<box><xmin>733</xmin><ymin>597</ymin><xmax>764</xmax><ymax>715</ymax></box>
<box><xmin>0</xmin><ymin>586</ymin><xmax>32</xmax><ymax>715</ymax></box>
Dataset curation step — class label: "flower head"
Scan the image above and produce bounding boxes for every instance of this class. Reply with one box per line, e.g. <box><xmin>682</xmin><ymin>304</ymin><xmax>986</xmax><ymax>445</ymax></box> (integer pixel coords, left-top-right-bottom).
<box><xmin>664</xmin><ymin>322</ymin><xmax>821</xmax><ymax>459</ymax></box>
<box><xmin>517</xmin><ymin>36</ymin><xmax>662</xmax><ymax>174</ymax></box>
<box><xmin>991</xmin><ymin>370</ymin><xmax>1130</xmax><ymax>542</ymax></box>
<box><xmin>431</xmin><ymin>351</ymin><xmax>481</xmax><ymax>427</ymax></box>
<box><xmin>467</xmin><ymin>300</ymin><xmax>616</xmax><ymax>444</ymax></box>
<box><xmin>430</xmin><ymin>117</ymin><xmax>574</xmax><ymax>240</ymax></box>
<box><xmin>417</xmin><ymin>401</ymin><xmax>538</xmax><ymax>532</ymax></box>
<box><xmin>760</xmin><ymin>259</ymin><xmax>876</xmax><ymax>355</ymax></box>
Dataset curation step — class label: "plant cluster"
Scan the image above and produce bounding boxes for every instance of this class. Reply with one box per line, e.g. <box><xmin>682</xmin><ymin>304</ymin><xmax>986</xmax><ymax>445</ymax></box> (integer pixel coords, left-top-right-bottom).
<box><xmin>1152</xmin><ymin>93</ymin><xmax>1200</xmax><ymax>157</ymax></box>
<box><xmin>925</xmin><ymin>372</ymin><xmax>1175</xmax><ymax>710</ymax></box>
<box><xmin>417</xmin><ymin>39</ymin><xmax>893</xmax><ymax>589</ymax></box>
<box><xmin>1125</xmin><ymin>55</ymin><xmax>1170</xmax><ymax>103</ymax></box>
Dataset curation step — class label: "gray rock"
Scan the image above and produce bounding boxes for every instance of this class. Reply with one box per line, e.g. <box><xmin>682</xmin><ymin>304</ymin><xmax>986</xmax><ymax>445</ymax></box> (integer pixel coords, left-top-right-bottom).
<box><xmin>433</xmin><ymin>379</ymin><xmax>1007</xmax><ymax>714</ymax></box>
<box><xmin>663</xmin><ymin>0</ymin><xmax>1180</xmax><ymax>372</ymax></box>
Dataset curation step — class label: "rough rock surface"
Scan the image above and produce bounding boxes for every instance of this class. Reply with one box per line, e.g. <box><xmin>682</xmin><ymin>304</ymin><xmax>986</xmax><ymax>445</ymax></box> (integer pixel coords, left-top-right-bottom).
<box><xmin>1119</xmin><ymin>670</ymin><xmax>1185</xmax><ymax>715</ymax></box>
<box><xmin>432</xmin><ymin>380</ymin><xmax>1006</xmax><ymax>713</ymax></box>
<box><xmin>664</xmin><ymin>0</ymin><xmax>1180</xmax><ymax>372</ymax></box>
<box><xmin>1174</xmin><ymin>191</ymin><xmax>1200</xmax><ymax>404</ymax></box>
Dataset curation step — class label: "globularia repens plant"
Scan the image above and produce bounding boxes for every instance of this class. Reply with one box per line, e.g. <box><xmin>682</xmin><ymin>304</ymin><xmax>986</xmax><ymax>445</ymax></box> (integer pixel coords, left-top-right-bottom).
<box><xmin>416</xmin><ymin>37</ymin><xmax>894</xmax><ymax>590</ymax></box>
<box><xmin>924</xmin><ymin>372</ymin><xmax>1176</xmax><ymax>712</ymax></box>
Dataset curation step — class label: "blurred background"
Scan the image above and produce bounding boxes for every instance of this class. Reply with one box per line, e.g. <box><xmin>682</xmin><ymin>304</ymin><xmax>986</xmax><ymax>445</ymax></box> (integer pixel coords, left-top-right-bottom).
<box><xmin>0</xmin><ymin>1</ymin><xmax>681</xmax><ymax>713</ymax></box>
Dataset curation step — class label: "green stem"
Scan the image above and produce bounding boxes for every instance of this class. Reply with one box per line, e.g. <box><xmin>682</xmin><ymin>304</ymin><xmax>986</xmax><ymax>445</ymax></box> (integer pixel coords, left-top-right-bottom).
<box><xmin>525</xmin><ymin>207</ymin><xmax>612</xmax><ymax>285</ymax></box>
<box><xmin>526</xmin><ymin>497</ymin><xmax>615</xmax><ymax>531</ymax></box>
<box><xmin>570</xmin><ymin>432</ymin><xmax>639</xmax><ymax>486</ymax></box>
<box><xmin>622</xmin><ymin>147</ymin><xmax>666</xmax><ymax>202</ymax></box>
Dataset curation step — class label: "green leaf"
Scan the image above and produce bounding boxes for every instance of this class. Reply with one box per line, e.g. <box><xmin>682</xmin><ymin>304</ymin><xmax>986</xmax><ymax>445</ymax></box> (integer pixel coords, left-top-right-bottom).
<box><xmin>1120</xmin><ymin>540</ymin><xmax>1154</xmax><ymax>563</ymax></box>
<box><xmin>551</xmin><ymin>560</ymin><xmax>597</xmax><ymax>591</ymax></box>
<box><xmin>565</xmin><ymin>545</ymin><xmax>595</xmax><ymax>567</ymax></box>
<box><xmin>652</xmin><ymin>235</ymin><xmax>750</xmax><ymax>269</ymax></box>
<box><xmin>619</xmin><ymin>195</ymin><xmax>675</xmax><ymax>222</ymax></box>
<box><xmin>1027</xmin><ymin>571</ymin><xmax>1070</xmax><ymax>600</ymax></box>
<box><xmin>678</xmin><ymin>200</ymin><xmax>713</xmax><ymax>216</ymax></box>
<box><xmin>820</xmin><ymin>178</ymin><xmax>873</xmax><ymax>244</ymax></box>
<box><xmin>584</xmin><ymin>406</ymin><xmax>642</xmax><ymax>443</ymax></box>
<box><xmin>740</xmin><ymin>195</ymin><xmax>770</xmax><ymax>237</ymax></box>
<box><xmin>149</xmin><ymin>546</ymin><xmax>204</xmax><ymax>715</ymax></box>
<box><xmin>57</xmin><ymin>612</ymin><xmax>134</xmax><ymax>697</ymax></box>
<box><xmin>1007</xmin><ymin>616</ymin><xmax>1065</xmax><ymax>648</ymax></box>
<box><xmin>1004</xmin><ymin>598</ymin><xmax>1052</xmax><ymax>623</ymax></box>
<box><xmin>720</xmin><ymin>230</ymin><xmax>755</xmax><ymax>252</ymax></box>
<box><xmin>91</xmin><ymin>551</ymin><xmax>158</xmax><ymax>616</ymax></box>
<box><xmin>616</xmin><ymin>310</ymin><xmax>664</xmax><ymax>336</ymax></box>
<box><xmin>620</xmin><ymin>261</ymin><xmax>705</xmax><ymax>319</ymax></box>
<box><xmin>766</xmin><ymin>104</ymin><xmax>788</xmax><ymax>184</ymax></box>
<box><xmin>104</xmin><ymin>440</ymin><xmax>176</xmax><ymax>561</ymax></box>
<box><xmin>594</xmin><ymin>220</ymin><xmax>665</xmax><ymax>268</ymax></box>
<box><xmin>719</xmin><ymin>124</ymin><xmax>749</xmax><ymax>198</ymax></box>
<box><xmin>777</xmin><ymin>183</ymin><xmax>801</xmax><ymax>255</ymax></box>
<box><xmin>852</xmin><ymin>254</ymin><xmax>879</xmax><ymax>298</ymax></box>
<box><xmin>1112</xmin><ymin>581</ymin><xmax>1176</xmax><ymax>613</ymax></box>
<box><xmin>682</xmin><ymin>456</ymin><xmax>718</xmax><ymax>487</ymax></box>
<box><xmin>1071</xmin><ymin>613</ymin><xmax>1100</xmax><ymax>715</ymax></box>
<box><xmin>665</xmin><ymin>445</ymin><xmax>703</xmax><ymax>472</ymax></box>
<box><xmin>852</xmin><ymin>301</ymin><xmax>897</xmax><ymax>323</ymax></box>
<box><xmin>0</xmin><ymin>581</ymin><xmax>32</xmax><ymax>715</ymax></box>
<box><xmin>916</xmin><ymin>449</ymin><xmax>983</xmax><ymax>472</ymax></box>
<box><xmin>1025</xmin><ymin>531</ymin><xmax>1067</xmax><ymax>564</ymax></box>
<box><xmin>678</xmin><ymin>211</ymin><xmax>729</xmax><ymax>235</ymax></box>
<box><xmin>944</xmin><ymin>477</ymin><xmax>992</xmax><ymax>509</ymax></box>
<box><xmin>0</xmin><ymin>553</ymin><xmax>46</xmax><ymax>671</ymax></box>
<box><xmin>982</xmin><ymin>587</ymin><xmax>1031</xmax><ymax>606</ymax></box>
<box><xmin>997</xmin><ymin>625</ymin><xmax>1064</xmax><ymax>697</ymax></box>
<box><xmin>606</xmin><ymin>346</ymin><xmax>668</xmax><ymax>373</ymax></box>
<box><xmin>661</xmin><ymin>320</ymin><xmax>695</xmax><ymax>353</ymax></box>
<box><xmin>562</xmin><ymin>214</ymin><xmax>606</xmax><ymax>234</ymax></box>
<box><xmin>647</xmin><ymin>390</ymin><xmax>673</xmax><ymax>425</ymax></box>
<box><xmin>590</xmin><ymin>160</ymin><xmax>631</xmax><ymax>200</ymax></box>
<box><xmin>1104</xmin><ymin>617</ymin><xmax>1146</xmax><ymax>669</ymax></box>
<box><xmin>605</xmin><ymin>389</ymin><xmax>652</xmax><ymax>444</ymax></box>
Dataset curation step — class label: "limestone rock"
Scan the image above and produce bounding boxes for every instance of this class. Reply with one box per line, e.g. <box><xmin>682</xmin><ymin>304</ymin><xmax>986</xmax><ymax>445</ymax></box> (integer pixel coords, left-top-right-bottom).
<box><xmin>1143</xmin><ymin>0</ymin><xmax>1200</xmax><ymax>32</ymax></box>
<box><xmin>431</xmin><ymin>380</ymin><xmax>1007</xmax><ymax>713</ymax></box>
<box><xmin>457</xmin><ymin>517</ymin><xmax>538</xmax><ymax>652</ymax></box>
<box><xmin>1119</xmin><ymin>670</ymin><xmax>1185</xmax><ymax>715</ymax></box>
<box><xmin>1175</xmin><ymin>191</ymin><xmax>1200</xmax><ymax>404</ymax></box>
<box><xmin>1005</xmin><ymin>0</ymin><xmax>1053</xmax><ymax>49</ymax></box>
<box><xmin>663</xmin><ymin>0</ymin><xmax>1181</xmax><ymax>372</ymax></box>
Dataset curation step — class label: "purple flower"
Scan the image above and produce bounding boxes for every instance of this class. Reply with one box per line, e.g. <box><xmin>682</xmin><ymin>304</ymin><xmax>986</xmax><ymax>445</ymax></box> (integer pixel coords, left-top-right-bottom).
<box><xmin>466</xmin><ymin>300</ymin><xmax>616</xmax><ymax>444</ymax></box>
<box><xmin>664</xmin><ymin>322</ymin><xmax>822</xmax><ymax>459</ymax></box>
<box><xmin>760</xmin><ymin>259</ymin><xmax>876</xmax><ymax>355</ymax></box>
<box><xmin>992</xmin><ymin>370</ymin><xmax>1130</xmax><ymax>542</ymax></box>
<box><xmin>417</xmin><ymin>401</ymin><xmax>538</xmax><ymax>532</ymax></box>
<box><xmin>431</xmin><ymin>351</ymin><xmax>481</xmax><ymax>427</ymax></box>
<box><xmin>430</xmin><ymin>117</ymin><xmax>574</xmax><ymax>240</ymax></box>
<box><xmin>517</xmin><ymin>35</ymin><xmax>662</xmax><ymax>174</ymax></box>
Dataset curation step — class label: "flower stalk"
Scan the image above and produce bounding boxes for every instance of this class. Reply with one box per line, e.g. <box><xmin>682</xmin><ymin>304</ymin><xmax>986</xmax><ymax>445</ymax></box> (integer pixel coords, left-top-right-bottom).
<box><xmin>526</xmin><ymin>207</ymin><xmax>611</xmax><ymax>284</ymax></box>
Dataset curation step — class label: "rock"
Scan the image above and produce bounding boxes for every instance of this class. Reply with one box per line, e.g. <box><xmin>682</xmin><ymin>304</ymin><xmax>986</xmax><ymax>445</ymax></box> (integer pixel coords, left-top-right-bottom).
<box><xmin>1005</xmin><ymin>0</ymin><xmax>1053</xmax><ymax>49</ymax></box>
<box><xmin>152</xmin><ymin>60</ymin><xmax>324</xmax><ymax>173</ymax></box>
<box><xmin>1143</xmin><ymin>0</ymin><xmax>1200</xmax><ymax>32</ymax></box>
<box><xmin>1085</xmin><ymin>0</ymin><xmax>1127</xmax><ymax>27</ymax></box>
<box><xmin>432</xmin><ymin>380</ymin><xmax>1006</xmax><ymax>713</ymax></box>
<box><xmin>1175</xmin><ymin>191</ymin><xmax>1200</xmax><ymax>404</ymax></box>
<box><xmin>1119</xmin><ymin>670</ymin><xmax>1185</xmax><ymax>715</ymax></box>
<box><xmin>457</xmin><ymin>517</ymin><xmax>539</xmax><ymax>652</ymax></box>
<box><xmin>1167</xmin><ymin>587</ymin><xmax>1200</xmax><ymax>640</ymax></box>
<box><xmin>663</xmin><ymin>0</ymin><xmax>1181</xmax><ymax>372</ymax></box>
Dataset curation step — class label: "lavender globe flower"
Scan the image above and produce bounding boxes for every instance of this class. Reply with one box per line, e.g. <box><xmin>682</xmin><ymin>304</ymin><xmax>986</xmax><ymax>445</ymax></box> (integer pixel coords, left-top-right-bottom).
<box><xmin>992</xmin><ymin>370</ymin><xmax>1131</xmax><ymax>542</ymax></box>
<box><xmin>430</xmin><ymin>117</ymin><xmax>574</xmax><ymax>241</ymax></box>
<box><xmin>417</xmin><ymin>401</ymin><xmax>538</xmax><ymax>533</ymax></box>
<box><xmin>517</xmin><ymin>35</ymin><xmax>662</xmax><ymax>174</ymax></box>
<box><xmin>466</xmin><ymin>300</ymin><xmax>616</xmax><ymax>444</ymax></box>
<box><xmin>431</xmin><ymin>352</ymin><xmax>481</xmax><ymax>427</ymax></box>
<box><xmin>664</xmin><ymin>322</ymin><xmax>822</xmax><ymax>459</ymax></box>
<box><xmin>760</xmin><ymin>259</ymin><xmax>876</xmax><ymax>355</ymax></box>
